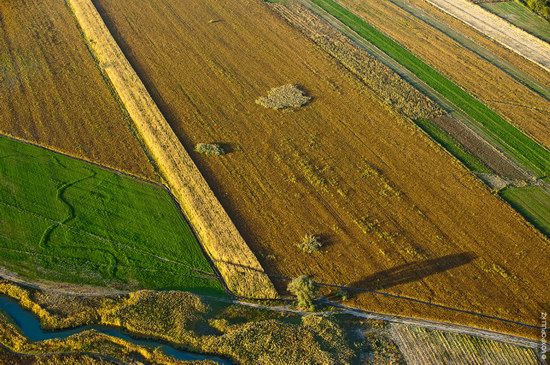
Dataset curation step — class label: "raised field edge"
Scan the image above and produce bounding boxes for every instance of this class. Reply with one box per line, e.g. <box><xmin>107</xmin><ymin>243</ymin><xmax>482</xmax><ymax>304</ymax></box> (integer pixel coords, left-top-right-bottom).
<box><xmin>66</xmin><ymin>0</ymin><xmax>277</xmax><ymax>299</ymax></box>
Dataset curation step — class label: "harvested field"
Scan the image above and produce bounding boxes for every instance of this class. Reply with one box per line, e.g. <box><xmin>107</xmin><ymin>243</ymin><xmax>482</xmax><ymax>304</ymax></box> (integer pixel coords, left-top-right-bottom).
<box><xmin>327</xmin><ymin>0</ymin><xmax>550</xmax><ymax>175</ymax></box>
<box><xmin>391</xmin><ymin>323</ymin><xmax>541</xmax><ymax>365</ymax></box>
<box><xmin>93</xmin><ymin>0</ymin><xmax>549</xmax><ymax>337</ymax></box>
<box><xmin>425</xmin><ymin>0</ymin><xmax>550</xmax><ymax>71</ymax></box>
<box><xmin>0</xmin><ymin>0</ymin><xmax>155</xmax><ymax>180</ymax></box>
<box><xmin>273</xmin><ymin>3</ymin><xmax>532</xmax><ymax>180</ymax></box>
<box><xmin>67</xmin><ymin>0</ymin><xmax>276</xmax><ymax>299</ymax></box>
<box><xmin>481</xmin><ymin>1</ymin><xmax>550</xmax><ymax>43</ymax></box>
<box><xmin>405</xmin><ymin>0</ymin><xmax>550</xmax><ymax>92</ymax></box>
<box><xmin>387</xmin><ymin>0</ymin><xmax>549</xmax><ymax>101</ymax></box>
<box><xmin>0</xmin><ymin>136</ymin><xmax>223</xmax><ymax>294</ymax></box>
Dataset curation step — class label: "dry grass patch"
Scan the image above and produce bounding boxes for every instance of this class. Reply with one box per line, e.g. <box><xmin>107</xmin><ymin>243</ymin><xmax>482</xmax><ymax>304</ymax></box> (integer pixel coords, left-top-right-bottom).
<box><xmin>256</xmin><ymin>84</ymin><xmax>312</xmax><ymax>109</ymax></box>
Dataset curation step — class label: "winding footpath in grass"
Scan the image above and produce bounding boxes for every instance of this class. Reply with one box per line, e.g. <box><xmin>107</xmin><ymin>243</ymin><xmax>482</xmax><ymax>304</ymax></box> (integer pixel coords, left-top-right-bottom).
<box><xmin>311</xmin><ymin>0</ymin><xmax>550</xmax><ymax>177</ymax></box>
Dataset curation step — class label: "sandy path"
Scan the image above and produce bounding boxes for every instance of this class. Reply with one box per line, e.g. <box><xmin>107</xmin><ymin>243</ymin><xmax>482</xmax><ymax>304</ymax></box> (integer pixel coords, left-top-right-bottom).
<box><xmin>66</xmin><ymin>0</ymin><xmax>276</xmax><ymax>299</ymax></box>
<box><xmin>425</xmin><ymin>0</ymin><xmax>550</xmax><ymax>72</ymax></box>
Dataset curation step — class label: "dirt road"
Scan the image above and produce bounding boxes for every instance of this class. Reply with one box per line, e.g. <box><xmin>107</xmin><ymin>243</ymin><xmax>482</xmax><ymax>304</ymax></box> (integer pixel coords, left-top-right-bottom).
<box><xmin>425</xmin><ymin>0</ymin><xmax>550</xmax><ymax>71</ymax></box>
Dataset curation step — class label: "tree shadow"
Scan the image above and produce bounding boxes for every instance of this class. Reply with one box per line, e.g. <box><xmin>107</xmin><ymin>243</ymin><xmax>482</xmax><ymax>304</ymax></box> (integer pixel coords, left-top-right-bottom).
<box><xmin>346</xmin><ymin>252</ymin><xmax>477</xmax><ymax>294</ymax></box>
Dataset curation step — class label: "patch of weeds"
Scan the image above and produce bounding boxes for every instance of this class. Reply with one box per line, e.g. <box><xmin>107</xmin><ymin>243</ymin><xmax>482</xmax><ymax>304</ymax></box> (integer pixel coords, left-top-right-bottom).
<box><xmin>297</xmin><ymin>234</ymin><xmax>323</xmax><ymax>253</ymax></box>
<box><xmin>194</xmin><ymin>143</ymin><xmax>227</xmax><ymax>156</ymax></box>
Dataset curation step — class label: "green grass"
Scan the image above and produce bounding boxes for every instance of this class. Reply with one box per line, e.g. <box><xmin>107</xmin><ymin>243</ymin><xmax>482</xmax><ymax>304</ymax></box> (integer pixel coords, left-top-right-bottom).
<box><xmin>500</xmin><ymin>185</ymin><xmax>550</xmax><ymax>237</ymax></box>
<box><xmin>481</xmin><ymin>1</ymin><xmax>550</xmax><ymax>43</ymax></box>
<box><xmin>0</xmin><ymin>136</ymin><xmax>224</xmax><ymax>295</ymax></box>
<box><xmin>415</xmin><ymin>119</ymin><xmax>490</xmax><ymax>173</ymax></box>
<box><xmin>311</xmin><ymin>0</ymin><xmax>550</xmax><ymax>177</ymax></box>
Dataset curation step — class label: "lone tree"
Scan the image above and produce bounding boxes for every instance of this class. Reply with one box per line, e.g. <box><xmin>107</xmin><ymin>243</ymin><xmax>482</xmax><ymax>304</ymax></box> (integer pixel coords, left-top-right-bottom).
<box><xmin>287</xmin><ymin>275</ymin><xmax>317</xmax><ymax>311</ymax></box>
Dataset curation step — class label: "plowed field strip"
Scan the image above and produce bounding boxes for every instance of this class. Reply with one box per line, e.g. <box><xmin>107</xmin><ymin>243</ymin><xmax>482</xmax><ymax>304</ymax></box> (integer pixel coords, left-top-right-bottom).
<box><xmin>66</xmin><ymin>0</ymin><xmax>276</xmax><ymax>299</ymax></box>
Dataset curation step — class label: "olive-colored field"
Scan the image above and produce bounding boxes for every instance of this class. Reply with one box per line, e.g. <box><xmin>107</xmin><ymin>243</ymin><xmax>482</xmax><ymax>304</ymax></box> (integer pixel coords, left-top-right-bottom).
<box><xmin>481</xmin><ymin>1</ymin><xmax>550</xmax><ymax>43</ymax></box>
<box><xmin>0</xmin><ymin>0</ymin><xmax>155</xmax><ymax>180</ymax></box>
<box><xmin>338</xmin><ymin>0</ymin><xmax>550</xmax><ymax>150</ymax></box>
<box><xmin>0</xmin><ymin>136</ymin><xmax>223</xmax><ymax>295</ymax></box>
<box><xmin>93</xmin><ymin>0</ymin><xmax>549</xmax><ymax>337</ymax></box>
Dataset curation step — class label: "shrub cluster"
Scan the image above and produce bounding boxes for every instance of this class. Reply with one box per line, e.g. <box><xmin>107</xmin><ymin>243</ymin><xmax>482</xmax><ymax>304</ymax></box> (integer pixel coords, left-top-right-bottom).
<box><xmin>297</xmin><ymin>233</ymin><xmax>322</xmax><ymax>253</ymax></box>
<box><xmin>255</xmin><ymin>84</ymin><xmax>312</xmax><ymax>110</ymax></box>
<box><xmin>287</xmin><ymin>275</ymin><xmax>317</xmax><ymax>310</ymax></box>
<box><xmin>194</xmin><ymin>143</ymin><xmax>226</xmax><ymax>156</ymax></box>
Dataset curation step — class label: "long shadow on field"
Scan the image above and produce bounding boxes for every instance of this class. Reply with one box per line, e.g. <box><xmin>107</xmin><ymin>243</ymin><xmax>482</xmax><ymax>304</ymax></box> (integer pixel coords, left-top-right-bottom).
<box><xmin>344</xmin><ymin>252</ymin><xmax>477</xmax><ymax>293</ymax></box>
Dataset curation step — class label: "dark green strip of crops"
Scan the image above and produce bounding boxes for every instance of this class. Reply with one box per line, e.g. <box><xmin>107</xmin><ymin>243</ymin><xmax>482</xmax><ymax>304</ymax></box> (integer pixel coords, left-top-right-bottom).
<box><xmin>312</xmin><ymin>0</ymin><xmax>550</xmax><ymax>177</ymax></box>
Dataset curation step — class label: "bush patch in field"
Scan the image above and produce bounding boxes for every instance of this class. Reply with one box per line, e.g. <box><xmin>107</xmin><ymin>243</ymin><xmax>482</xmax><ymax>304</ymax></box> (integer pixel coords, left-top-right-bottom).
<box><xmin>194</xmin><ymin>143</ymin><xmax>227</xmax><ymax>156</ymax></box>
<box><xmin>297</xmin><ymin>234</ymin><xmax>323</xmax><ymax>253</ymax></box>
<box><xmin>256</xmin><ymin>84</ymin><xmax>312</xmax><ymax>109</ymax></box>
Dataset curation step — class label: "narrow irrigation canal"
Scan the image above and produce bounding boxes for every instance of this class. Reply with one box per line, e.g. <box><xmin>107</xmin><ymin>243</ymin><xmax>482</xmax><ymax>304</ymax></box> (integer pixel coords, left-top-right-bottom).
<box><xmin>0</xmin><ymin>295</ymin><xmax>232</xmax><ymax>364</ymax></box>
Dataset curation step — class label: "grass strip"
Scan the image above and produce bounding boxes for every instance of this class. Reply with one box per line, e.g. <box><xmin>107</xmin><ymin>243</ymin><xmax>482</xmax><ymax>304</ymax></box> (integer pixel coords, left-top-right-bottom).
<box><xmin>500</xmin><ymin>186</ymin><xmax>550</xmax><ymax>237</ymax></box>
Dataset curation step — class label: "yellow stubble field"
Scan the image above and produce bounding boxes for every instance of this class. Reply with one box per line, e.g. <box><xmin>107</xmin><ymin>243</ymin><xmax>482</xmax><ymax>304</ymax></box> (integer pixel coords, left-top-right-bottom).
<box><xmin>92</xmin><ymin>0</ymin><xmax>548</xmax><ymax>337</ymax></box>
<box><xmin>0</xmin><ymin>0</ymin><xmax>155</xmax><ymax>179</ymax></box>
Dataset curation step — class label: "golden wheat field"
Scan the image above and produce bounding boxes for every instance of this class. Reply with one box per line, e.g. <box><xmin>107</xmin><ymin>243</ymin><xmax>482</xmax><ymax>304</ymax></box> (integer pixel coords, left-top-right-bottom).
<box><xmin>340</xmin><ymin>0</ymin><xmax>550</xmax><ymax>148</ymax></box>
<box><xmin>91</xmin><ymin>0</ymin><xmax>549</xmax><ymax>337</ymax></box>
<box><xmin>0</xmin><ymin>0</ymin><xmax>155</xmax><ymax>180</ymax></box>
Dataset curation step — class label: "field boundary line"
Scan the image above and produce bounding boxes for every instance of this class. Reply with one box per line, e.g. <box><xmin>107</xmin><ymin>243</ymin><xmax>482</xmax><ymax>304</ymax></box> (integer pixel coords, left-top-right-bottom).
<box><xmin>424</xmin><ymin>0</ymin><xmax>550</xmax><ymax>72</ymax></box>
<box><xmin>66</xmin><ymin>0</ymin><xmax>277</xmax><ymax>299</ymax></box>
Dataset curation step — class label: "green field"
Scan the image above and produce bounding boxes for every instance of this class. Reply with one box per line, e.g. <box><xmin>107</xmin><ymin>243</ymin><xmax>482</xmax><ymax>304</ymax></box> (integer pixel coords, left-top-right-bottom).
<box><xmin>0</xmin><ymin>136</ymin><xmax>224</xmax><ymax>295</ymax></box>
<box><xmin>311</xmin><ymin>0</ymin><xmax>550</xmax><ymax>177</ymax></box>
<box><xmin>481</xmin><ymin>1</ymin><xmax>550</xmax><ymax>43</ymax></box>
<box><xmin>500</xmin><ymin>185</ymin><xmax>550</xmax><ymax>237</ymax></box>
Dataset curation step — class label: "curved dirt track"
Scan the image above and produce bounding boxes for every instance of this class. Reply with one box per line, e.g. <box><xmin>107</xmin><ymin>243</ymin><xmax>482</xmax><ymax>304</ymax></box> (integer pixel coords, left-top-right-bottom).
<box><xmin>425</xmin><ymin>0</ymin><xmax>550</xmax><ymax>72</ymax></box>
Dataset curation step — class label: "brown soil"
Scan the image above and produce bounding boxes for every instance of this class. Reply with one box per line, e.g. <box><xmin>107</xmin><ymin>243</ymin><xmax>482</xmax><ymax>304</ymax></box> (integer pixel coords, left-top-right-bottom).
<box><xmin>432</xmin><ymin>115</ymin><xmax>530</xmax><ymax>180</ymax></box>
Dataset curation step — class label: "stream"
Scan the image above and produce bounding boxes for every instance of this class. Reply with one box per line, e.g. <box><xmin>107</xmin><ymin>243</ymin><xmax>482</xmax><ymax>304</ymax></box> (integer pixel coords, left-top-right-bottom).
<box><xmin>0</xmin><ymin>295</ymin><xmax>232</xmax><ymax>364</ymax></box>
